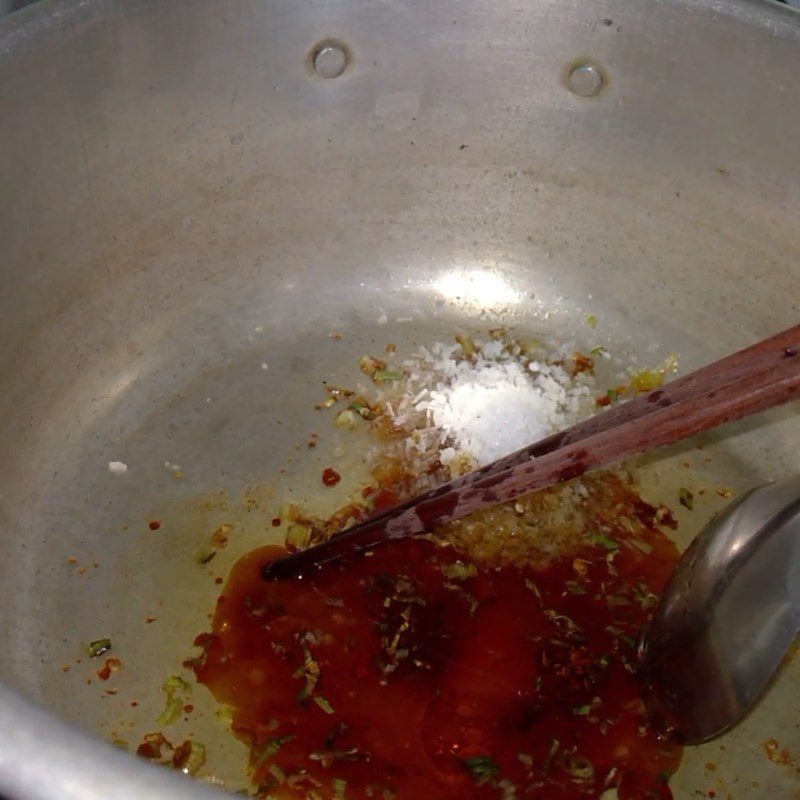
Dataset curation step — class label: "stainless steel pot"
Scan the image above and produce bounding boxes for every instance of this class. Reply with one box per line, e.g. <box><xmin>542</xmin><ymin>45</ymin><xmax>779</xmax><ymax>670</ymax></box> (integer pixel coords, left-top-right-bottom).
<box><xmin>1</xmin><ymin>1</ymin><xmax>799</xmax><ymax>798</ymax></box>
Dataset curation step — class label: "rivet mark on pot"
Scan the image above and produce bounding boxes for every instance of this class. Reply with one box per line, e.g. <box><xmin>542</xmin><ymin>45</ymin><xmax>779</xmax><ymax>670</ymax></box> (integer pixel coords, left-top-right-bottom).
<box><xmin>309</xmin><ymin>40</ymin><xmax>351</xmax><ymax>80</ymax></box>
<box><xmin>564</xmin><ymin>60</ymin><xmax>608</xmax><ymax>98</ymax></box>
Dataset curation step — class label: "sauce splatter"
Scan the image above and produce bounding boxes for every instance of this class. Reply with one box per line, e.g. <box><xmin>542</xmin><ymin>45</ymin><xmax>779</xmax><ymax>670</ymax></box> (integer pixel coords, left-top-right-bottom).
<box><xmin>322</xmin><ymin>468</ymin><xmax>342</xmax><ymax>487</ymax></box>
<box><xmin>192</xmin><ymin>522</ymin><xmax>681</xmax><ymax>799</ymax></box>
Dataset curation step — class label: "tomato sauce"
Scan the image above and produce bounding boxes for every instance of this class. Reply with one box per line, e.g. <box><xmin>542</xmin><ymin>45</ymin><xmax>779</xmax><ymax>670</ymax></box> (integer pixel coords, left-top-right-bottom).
<box><xmin>191</xmin><ymin>514</ymin><xmax>682</xmax><ymax>799</ymax></box>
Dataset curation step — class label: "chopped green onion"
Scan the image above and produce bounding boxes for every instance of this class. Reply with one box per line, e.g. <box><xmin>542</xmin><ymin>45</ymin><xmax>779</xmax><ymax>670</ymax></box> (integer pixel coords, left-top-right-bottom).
<box><xmin>455</xmin><ymin>334</ymin><xmax>477</xmax><ymax>356</ymax></box>
<box><xmin>565</xmin><ymin>581</ymin><xmax>586</xmax><ymax>595</ymax></box>
<box><xmin>590</xmin><ymin>533</ymin><xmax>619</xmax><ymax>550</ymax></box>
<box><xmin>631</xmin><ymin>368</ymin><xmax>664</xmax><ymax>393</ymax></box>
<box><xmin>590</xmin><ymin>345</ymin><xmax>607</xmax><ymax>356</ymax></box>
<box><xmin>334</xmin><ymin>409</ymin><xmax>359</xmax><ymax>429</ymax></box>
<box><xmin>359</xmin><ymin>354</ymin><xmax>386</xmax><ymax>376</ymax></box>
<box><xmin>441</xmin><ymin>561</ymin><xmax>478</xmax><ymax>580</ymax></box>
<box><xmin>156</xmin><ymin>696</ymin><xmax>184</xmax><ymax>726</ymax></box>
<box><xmin>196</xmin><ymin>549</ymin><xmax>216</xmax><ymax>565</ymax></box>
<box><xmin>87</xmin><ymin>638</ymin><xmax>111</xmax><ymax>658</ymax></box>
<box><xmin>156</xmin><ymin>676</ymin><xmax>191</xmax><ymax>726</ymax></box>
<box><xmin>586</xmin><ymin>314</ymin><xmax>597</xmax><ymax>329</ymax></box>
<box><xmin>251</xmin><ymin>735</ymin><xmax>294</xmax><ymax>768</ymax></box>
<box><xmin>372</xmin><ymin>370</ymin><xmax>403</xmax><ymax>382</ymax></box>
<box><xmin>606</xmin><ymin>388</ymin><xmax>619</xmax><ymax>403</ymax></box>
<box><xmin>313</xmin><ymin>695</ymin><xmax>335</xmax><ymax>715</ymax></box>
<box><xmin>573</xmin><ymin>704</ymin><xmax>591</xmax><ymax>716</ymax></box>
<box><xmin>679</xmin><ymin>487</ymin><xmax>694</xmax><ymax>510</ymax></box>
<box><xmin>598</xmin><ymin>654</ymin><xmax>610</xmax><ymax>668</ymax></box>
<box><xmin>180</xmin><ymin>741</ymin><xmax>206</xmax><ymax>776</ymax></box>
<box><xmin>332</xmin><ymin>778</ymin><xmax>347</xmax><ymax>799</ymax></box>
<box><xmin>268</xmin><ymin>763</ymin><xmax>285</xmax><ymax>783</ymax></box>
<box><xmin>348</xmin><ymin>401</ymin><xmax>376</xmax><ymax>420</ymax></box>
<box><xmin>163</xmin><ymin>675</ymin><xmax>190</xmax><ymax>692</ymax></box>
<box><xmin>567</xmin><ymin>755</ymin><xmax>595</xmax><ymax>780</ymax></box>
<box><xmin>461</xmin><ymin>755</ymin><xmax>500</xmax><ymax>784</ymax></box>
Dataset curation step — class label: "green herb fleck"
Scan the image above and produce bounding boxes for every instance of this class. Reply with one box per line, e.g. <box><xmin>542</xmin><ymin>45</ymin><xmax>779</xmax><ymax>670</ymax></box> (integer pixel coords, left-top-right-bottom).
<box><xmin>586</xmin><ymin>314</ymin><xmax>597</xmax><ymax>329</ymax></box>
<box><xmin>156</xmin><ymin>675</ymin><xmax>191</xmax><ymax>726</ymax></box>
<box><xmin>251</xmin><ymin>735</ymin><xmax>295</xmax><ymax>769</ymax></box>
<box><xmin>572</xmin><ymin>704</ymin><xmax>591</xmax><ymax>716</ymax></box>
<box><xmin>372</xmin><ymin>370</ymin><xmax>403</xmax><ymax>383</ymax></box>
<box><xmin>332</xmin><ymin>778</ymin><xmax>347</xmax><ymax>799</ymax></box>
<box><xmin>590</xmin><ymin>345</ymin><xmax>607</xmax><ymax>356</ymax></box>
<box><xmin>348</xmin><ymin>401</ymin><xmax>376</xmax><ymax>420</ymax></box>
<box><xmin>196</xmin><ymin>550</ymin><xmax>217</xmax><ymax>565</ymax></box>
<box><xmin>156</xmin><ymin>696</ymin><xmax>184</xmax><ymax>726</ymax></box>
<box><xmin>441</xmin><ymin>561</ymin><xmax>478</xmax><ymax>581</ymax></box>
<box><xmin>180</xmin><ymin>741</ymin><xmax>206</xmax><ymax>776</ymax></box>
<box><xmin>87</xmin><ymin>638</ymin><xmax>112</xmax><ymax>657</ymax></box>
<box><xmin>590</xmin><ymin>532</ymin><xmax>619</xmax><ymax>550</ymax></box>
<box><xmin>606</xmin><ymin>388</ymin><xmax>619</xmax><ymax>403</ymax></box>
<box><xmin>313</xmin><ymin>695</ymin><xmax>335</xmax><ymax>715</ymax></box>
<box><xmin>456</xmin><ymin>334</ymin><xmax>477</xmax><ymax>356</ymax></box>
<box><xmin>462</xmin><ymin>755</ymin><xmax>500</xmax><ymax>784</ymax></box>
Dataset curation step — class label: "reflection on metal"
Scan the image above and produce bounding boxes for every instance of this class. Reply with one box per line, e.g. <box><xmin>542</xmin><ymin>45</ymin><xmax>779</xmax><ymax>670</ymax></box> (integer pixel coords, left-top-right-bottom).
<box><xmin>434</xmin><ymin>269</ymin><xmax>521</xmax><ymax>309</ymax></box>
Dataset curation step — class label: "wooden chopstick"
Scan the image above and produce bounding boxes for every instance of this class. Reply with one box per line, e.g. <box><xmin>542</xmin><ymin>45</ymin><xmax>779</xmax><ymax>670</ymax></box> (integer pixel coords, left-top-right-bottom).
<box><xmin>263</xmin><ymin>325</ymin><xmax>800</xmax><ymax>580</ymax></box>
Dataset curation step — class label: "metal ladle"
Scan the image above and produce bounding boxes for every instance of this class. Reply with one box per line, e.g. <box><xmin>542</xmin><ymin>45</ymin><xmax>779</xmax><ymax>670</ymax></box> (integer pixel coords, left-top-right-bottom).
<box><xmin>641</xmin><ymin>474</ymin><xmax>800</xmax><ymax>744</ymax></box>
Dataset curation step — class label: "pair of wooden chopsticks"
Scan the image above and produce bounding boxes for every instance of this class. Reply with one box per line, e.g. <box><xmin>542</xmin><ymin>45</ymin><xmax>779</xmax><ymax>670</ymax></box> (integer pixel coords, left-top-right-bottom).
<box><xmin>263</xmin><ymin>324</ymin><xmax>800</xmax><ymax>580</ymax></box>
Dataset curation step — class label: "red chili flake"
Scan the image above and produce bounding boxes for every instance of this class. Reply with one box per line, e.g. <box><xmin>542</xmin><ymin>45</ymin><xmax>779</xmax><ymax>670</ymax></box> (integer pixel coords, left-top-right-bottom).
<box><xmin>183</xmin><ymin>704</ymin><xmax>194</xmax><ymax>713</ymax></box>
<box><xmin>372</xmin><ymin>489</ymin><xmax>398</xmax><ymax>514</ymax></box>
<box><xmin>322</xmin><ymin>468</ymin><xmax>341</xmax><ymax>487</ymax></box>
<box><xmin>595</xmin><ymin>394</ymin><xmax>611</xmax><ymax>407</ymax></box>
<box><xmin>149</xmin><ymin>520</ymin><xmax>161</xmax><ymax>531</ymax></box>
<box><xmin>271</xmin><ymin>517</ymin><xmax>282</xmax><ymax>527</ymax></box>
<box><xmin>137</xmin><ymin>742</ymin><xmax>160</xmax><ymax>759</ymax></box>
<box><xmin>97</xmin><ymin>657</ymin><xmax>122</xmax><ymax>681</ymax></box>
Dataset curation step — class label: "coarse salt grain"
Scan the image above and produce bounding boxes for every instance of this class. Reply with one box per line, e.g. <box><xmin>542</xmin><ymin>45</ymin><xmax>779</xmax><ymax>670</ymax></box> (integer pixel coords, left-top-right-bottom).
<box><xmin>382</xmin><ymin>336</ymin><xmax>593</xmax><ymax>476</ymax></box>
<box><xmin>108</xmin><ymin>461</ymin><xmax>128</xmax><ymax>475</ymax></box>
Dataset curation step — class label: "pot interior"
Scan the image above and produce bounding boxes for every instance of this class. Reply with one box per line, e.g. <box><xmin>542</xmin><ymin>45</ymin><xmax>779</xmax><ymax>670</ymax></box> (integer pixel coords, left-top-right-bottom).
<box><xmin>1</xmin><ymin>0</ymin><xmax>800</xmax><ymax>797</ymax></box>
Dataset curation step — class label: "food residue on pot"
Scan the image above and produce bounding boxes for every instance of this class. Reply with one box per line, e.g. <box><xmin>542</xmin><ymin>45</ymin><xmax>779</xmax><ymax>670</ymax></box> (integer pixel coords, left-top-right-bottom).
<box><xmin>139</xmin><ymin>329</ymin><xmax>687</xmax><ymax>799</ymax></box>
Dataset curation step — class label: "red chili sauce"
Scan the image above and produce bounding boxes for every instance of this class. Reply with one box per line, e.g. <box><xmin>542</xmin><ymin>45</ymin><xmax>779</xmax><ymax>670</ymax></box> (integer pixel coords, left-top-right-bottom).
<box><xmin>192</xmin><ymin>524</ymin><xmax>681</xmax><ymax>799</ymax></box>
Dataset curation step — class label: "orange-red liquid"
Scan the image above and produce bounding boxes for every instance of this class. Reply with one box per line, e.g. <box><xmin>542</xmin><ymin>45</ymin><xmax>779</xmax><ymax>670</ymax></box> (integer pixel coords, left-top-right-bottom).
<box><xmin>193</xmin><ymin>525</ymin><xmax>681</xmax><ymax>799</ymax></box>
